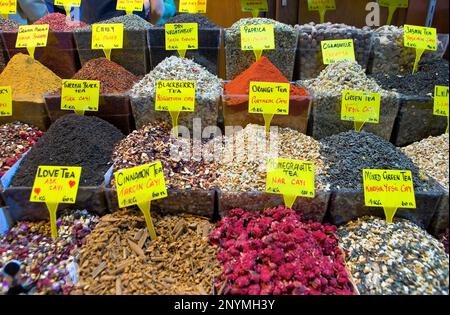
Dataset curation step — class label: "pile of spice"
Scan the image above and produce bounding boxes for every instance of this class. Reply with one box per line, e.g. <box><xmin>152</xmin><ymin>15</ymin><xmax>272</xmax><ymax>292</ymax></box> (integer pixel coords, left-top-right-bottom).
<box><xmin>300</xmin><ymin>60</ymin><xmax>399</xmax><ymax>140</ymax></box>
<box><xmin>225</xmin><ymin>18</ymin><xmax>298</xmax><ymax>80</ymax></box>
<box><xmin>75</xmin><ymin>14</ymin><xmax>151</xmax><ymax>32</ymax></box>
<box><xmin>0</xmin><ymin>17</ymin><xmax>19</xmax><ymax>71</ymax></box>
<box><xmin>320</xmin><ymin>131</ymin><xmax>438</xmax><ymax>191</ymax></box>
<box><xmin>211</xmin><ymin>124</ymin><xmax>329</xmax><ymax>191</ymax></box>
<box><xmin>0</xmin><ymin>210</ymin><xmax>98</xmax><ymax>295</ymax></box>
<box><xmin>163</xmin><ymin>13</ymin><xmax>219</xmax><ymax>28</ymax></box>
<box><xmin>295</xmin><ymin>22</ymin><xmax>373</xmax><ymax>79</ymax></box>
<box><xmin>0</xmin><ymin>122</ymin><xmax>44</xmax><ymax>177</ymax></box>
<box><xmin>338</xmin><ymin>216</ymin><xmax>449</xmax><ymax>295</ymax></box>
<box><xmin>439</xmin><ymin>229</ymin><xmax>449</xmax><ymax>254</ymax></box>
<box><xmin>111</xmin><ymin>122</ymin><xmax>217</xmax><ymax>190</ymax></box>
<box><xmin>401</xmin><ymin>134</ymin><xmax>449</xmax><ymax>190</ymax></box>
<box><xmin>33</xmin><ymin>12</ymin><xmax>88</xmax><ymax>31</ymax></box>
<box><xmin>0</xmin><ymin>53</ymin><xmax>61</xmax><ymax>103</ymax></box>
<box><xmin>130</xmin><ymin>56</ymin><xmax>223</xmax><ymax>130</ymax></box>
<box><xmin>210</xmin><ymin>207</ymin><xmax>355</xmax><ymax>295</ymax></box>
<box><xmin>11</xmin><ymin>114</ymin><xmax>124</xmax><ymax>187</ymax></box>
<box><xmin>72</xmin><ymin>208</ymin><xmax>220</xmax><ymax>295</ymax></box>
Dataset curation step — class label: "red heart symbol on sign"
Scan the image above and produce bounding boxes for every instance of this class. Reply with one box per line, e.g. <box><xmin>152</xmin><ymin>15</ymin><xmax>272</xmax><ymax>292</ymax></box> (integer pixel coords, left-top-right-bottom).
<box><xmin>69</xmin><ymin>180</ymin><xmax>76</xmax><ymax>188</ymax></box>
<box><xmin>34</xmin><ymin>188</ymin><xmax>41</xmax><ymax>195</ymax></box>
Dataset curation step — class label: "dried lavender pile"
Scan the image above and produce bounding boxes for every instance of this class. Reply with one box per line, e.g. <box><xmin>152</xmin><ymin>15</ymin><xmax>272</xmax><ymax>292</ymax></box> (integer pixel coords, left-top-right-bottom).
<box><xmin>225</xmin><ymin>18</ymin><xmax>298</xmax><ymax>80</ymax></box>
<box><xmin>11</xmin><ymin>115</ymin><xmax>124</xmax><ymax>187</ymax></box>
<box><xmin>320</xmin><ymin>131</ymin><xmax>438</xmax><ymax>191</ymax></box>
<box><xmin>130</xmin><ymin>56</ymin><xmax>223</xmax><ymax>130</ymax></box>
<box><xmin>0</xmin><ymin>210</ymin><xmax>98</xmax><ymax>295</ymax></box>
<box><xmin>211</xmin><ymin>124</ymin><xmax>329</xmax><ymax>191</ymax></box>
<box><xmin>295</xmin><ymin>22</ymin><xmax>373</xmax><ymax>79</ymax></box>
<box><xmin>338</xmin><ymin>216</ymin><xmax>449</xmax><ymax>295</ymax></box>
<box><xmin>401</xmin><ymin>134</ymin><xmax>449</xmax><ymax>190</ymax></box>
<box><xmin>210</xmin><ymin>207</ymin><xmax>355</xmax><ymax>295</ymax></box>
<box><xmin>0</xmin><ymin>122</ymin><xmax>44</xmax><ymax>177</ymax></box>
<box><xmin>73</xmin><ymin>209</ymin><xmax>220</xmax><ymax>295</ymax></box>
<box><xmin>300</xmin><ymin>60</ymin><xmax>399</xmax><ymax>140</ymax></box>
<box><xmin>111</xmin><ymin>122</ymin><xmax>217</xmax><ymax>190</ymax></box>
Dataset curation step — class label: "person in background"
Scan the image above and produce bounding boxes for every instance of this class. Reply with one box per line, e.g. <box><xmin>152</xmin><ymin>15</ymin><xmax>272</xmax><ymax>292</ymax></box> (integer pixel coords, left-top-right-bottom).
<box><xmin>9</xmin><ymin>0</ymin><xmax>49</xmax><ymax>24</ymax></box>
<box><xmin>2</xmin><ymin>260</ymin><xmax>36</xmax><ymax>295</ymax></box>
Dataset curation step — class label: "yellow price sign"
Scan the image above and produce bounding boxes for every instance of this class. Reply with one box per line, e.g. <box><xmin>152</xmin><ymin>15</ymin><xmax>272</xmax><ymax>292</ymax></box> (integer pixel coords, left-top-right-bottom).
<box><xmin>179</xmin><ymin>0</ymin><xmax>207</xmax><ymax>13</ymax></box>
<box><xmin>341</xmin><ymin>90</ymin><xmax>381</xmax><ymax>131</ymax></box>
<box><xmin>92</xmin><ymin>23</ymin><xmax>124</xmax><ymax>60</ymax></box>
<box><xmin>266</xmin><ymin>158</ymin><xmax>316</xmax><ymax>208</ymax></box>
<box><xmin>379</xmin><ymin>0</ymin><xmax>408</xmax><ymax>25</ymax></box>
<box><xmin>16</xmin><ymin>24</ymin><xmax>49</xmax><ymax>58</ymax></box>
<box><xmin>0</xmin><ymin>86</ymin><xmax>12</xmax><ymax>117</ymax></box>
<box><xmin>0</xmin><ymin>0</ymin><xmax>16</xmax><ymax>15</ymax></box>
<box><xmin>30</xmin><ymin>166</ymin><xmax>82</xmax><ymax>238</ymax></box>
<box><xmin>321</xmin><ymin>39</ymin><xmax>355</xmax><ymax>64</ymax></box>
<box><xmin>307</xmin><ymin>0</ymin><xmax>336</xmax><ymax>23</ymax></box>
<box><xmin>240</xmin><ymin>0</ymin><xmax>268</xmax><ymax>17</ymax></box>
<box><xmin>404</xmin><ymin>25</ymin><xmax>437</xmax><ymax>73</ymax></box>
<box><xmin>240</xmin><ymin>24</ymin><xmax>274</xmax><ymax>60</ymax></box>
<box><xmin>54</xmin><ymin>0</ymin><xmax>81</xmax><ymax>15</ymax></box>
<box><xmin>363</xmin><ymin>169</ymin><xmax>416</xmax><ymax>223</ymax></box>
<box><xmin>114</xmin><ymin>162</ymin><xmax>168</xmax><ymax>240</ymax></box>
<box><xmin>116</xmin><ymin>0</ymin><xmax>143</xmax><ymax>14</ymax></box>
<box><xmin>434</xmin><ymin>85</ymin><xmax>449</xmax><ymax>134</ymax></box>
<box><xmin>155</xmin><ymin>80</ymin><xmax>196</xmax><ymax>112</ymax></box>
<box><xmin>165</xmin><ymin>23</ymin><xmax>198</xmax><ymax>58</ymax></box>
<box><xmin>61</xmin><ymin>79</ymin><xmax>100</xmax><ymax>115</ymax></box>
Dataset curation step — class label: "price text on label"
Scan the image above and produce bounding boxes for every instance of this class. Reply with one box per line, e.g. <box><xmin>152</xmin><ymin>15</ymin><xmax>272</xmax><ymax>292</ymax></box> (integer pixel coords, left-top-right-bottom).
<box><xmin>266</xmin><ymin>158</ymin><xmax>315</xmax><ymax>198</ymax></box>
<box><xmin>114</xmin><ymin>162</ymin><xmax>168</xmax><ymax>208</ymax></box>
<box><xmin>363</xmin><ymin>169</ymin><xmax>416</xmax><ymax>208</ymax></box>
<box><xmin>307</xmin><ymin>0</ymin><xmax>336</xmax><ymax>10</ymax></box>
<box><xmin>179</xmin><ymin>0</ymin><xmax>207</xmax><ymax>13</ymax></box>
<box><xmin>54</xmin><ymin>0</ymin><xmax>81</xmax><ymax>7</ymax></box>
<box><xmin>434</xmin><ymin>85</ymin><xmax>449</xmax><ymax>117</ymax></box>
<box><xmin>155</xmin><ymin>80</ymin><xmax>196</xmax><ymax>112</ymax></box>
<box><xmin>240</xmin><ymin>0</ymin><xmax>268</xmax><ymax>12</ymax></box>
<box><xmin>0</xmin><ymin>0</ymin><xmax>16</xmax><ymax>14</ymax></box>
<box><xmin>321</xmin><ymin>39</ymin><xmax>355</xmax><ymax>64</ymax></box>
<box><xmin>92</xmin><ymin>24</ymin><xmax>124</xmax><ymax>49</ymax></box>
<box><xmin>0</xmin><ymin>86</ymin><xmax>12</xmax><ymax>117</ymax></box>
<box><xmin>378</xmin><ymin>0</ymin><xmax>408</xmax><ymax>8</ymax></box>
<box><xmin>165</xmin><ymin>23</ymin><xmax>198</xmax><ymax>51</ymax></box>
<box><xmin>30</xmin><ymin>166</ymin><xmax>82</xmax><ymax>204</ymax></box>
<box><xmin>341</xmin><ymin>90</ymin><xmax>381</xmax><ymax>123</ymax></box>
<box><xmin>248</xmin><ymin>82</ymin><xmax>290</xmax><ymax>115</ymax></box>
<box><xmin>240</xmin><ymin>24</ymin><xmax>275</xmax><ymax>51</ymax></box>
<box><xmin>61</xmin><ymin>80</ymin><xmax>100</xmax><ymax>112</ymax></box>
<box><xmin>404</xmin><ymin>25</ymin><xmax>437</xmax><ymax>51</ymax></box>
<box><xmin>116</xmin><ymin>0</ymin><xmax>143</xmax><ymax>12</ymax></box>
<box><xmin>16</xmin><ymin>24</ymin><xmax>49</xmax><ymax>48</ymax></box>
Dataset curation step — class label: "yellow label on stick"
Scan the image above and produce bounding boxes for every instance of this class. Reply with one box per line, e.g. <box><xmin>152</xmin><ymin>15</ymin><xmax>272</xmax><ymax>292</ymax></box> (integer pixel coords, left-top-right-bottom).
<box><xmin>61</xmin><ymin>79</ymin><xmax>100</xmax><ymax>114</ymax></box>
<box><xmin>240</xmin><ymin>24</ymin><xmax>275</xmax><ymax>51</ymax></box>
<box><xmin>0</xmin><ymin>0</ymin><xmax>17</xmax><ymax>14</ymax></box>
<box><xmin>341</xmin><ymin>90</ymin><xmax>381</xmax><ymax>131</ymax></box>
<box><xmin>378</xmin><ymin>0</ymin><xmax>408</xmax><ymax>8</ymax></box>
<box><xmin>16</xmin><ymin>24</ymin><xmax>49</xmax><ymax>48</ymax></box>
<box><xmin>155</xmin><ymin>80</ymin><xmax>196</xmax><ymax>112</ymax></box>
<box><xmin>321</xmin><ymin>39</ymin><xmax>355</xmax><ymax>64</ymax></box>
<box><xmin>116</xmin><ymin>0</ymin><xmax>143</xmax><ymax>13</ymax></box>
<box><xmin>404</xmin><ymin>25</ymin><xmax>437</xmax><ymax>51</ymax></box>
<box><xmin>54</xmin><ymin>0</ymin><xmax>81</xmax><ymax>7</ymax></box>
<box><xmin>179</xmin><ymin>0</ymin><xmax>207</xmax><ymax>13</ymax></box>
<box><xmin>266</xmin><ymin>158</ymin><xmax>316</xmax><ymax>208</ymax></box>
<box><xmin>241</xmin><ymin>0</ymin><xmax>268</xmax><ymax>16</ymax></box>
<box><xmin>165</xmin><ymin>23</ymin><xmax>198</xmax><ymax>54</ymax></box>
<box><xmin>363</xmin><ymin>169</ymin><xmax>416</xmax><ymax>223</ymax></box>
<box><xmin>434</xmin><ymin>86</ymin><xmax>449</xmax><ymax>117</ymax></box>
<box><xmin>307</xmin><ymin>0</ymin><xmax>336</xmax><ymax>10</ymax></box>
<box><xmin>0</xmin><ymin>86</ymin><xmax>12</xmax><ymax>117</ymax></box>
<box><xmin>92</xmin><ymin>23</ymin><xmax>124</xmax><ymax>49</ymax></box>
<box><xmin>248</xmin><ymin>82</ymin><xmax>290</xmax><ymax>115</ymax></box>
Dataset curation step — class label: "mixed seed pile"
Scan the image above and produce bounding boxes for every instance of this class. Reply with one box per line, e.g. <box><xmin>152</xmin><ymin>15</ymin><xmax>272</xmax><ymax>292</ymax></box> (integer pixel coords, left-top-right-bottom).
<box><xmin>72</xmin><ymin>209</ymin><xmax>220</xmax><ymax>295</ymax></box>
<box><xmin>338</xmin><ymin>216</ymin><xmax>449</xmax><ymax>295</ymax></box>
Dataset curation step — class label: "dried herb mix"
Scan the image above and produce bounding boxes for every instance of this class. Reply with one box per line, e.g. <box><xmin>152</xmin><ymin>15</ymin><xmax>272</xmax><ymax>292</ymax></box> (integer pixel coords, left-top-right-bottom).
<box><xmin>163</xmin><ymin>13</ymin><xmax>219</xmax><ymax>28</ymax></box>
<box><xmin>11</xmin><ymin>114</ymin><xmax>124</xmax><ymax>187</ymax></box>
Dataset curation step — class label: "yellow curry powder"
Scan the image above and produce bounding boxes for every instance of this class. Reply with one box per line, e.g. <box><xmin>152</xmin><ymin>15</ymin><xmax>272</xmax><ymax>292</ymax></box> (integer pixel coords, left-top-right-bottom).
<box><xmin>0</xmin><ymin>53</ymin><xmax>61</xmax><ymax>103</ymax></box>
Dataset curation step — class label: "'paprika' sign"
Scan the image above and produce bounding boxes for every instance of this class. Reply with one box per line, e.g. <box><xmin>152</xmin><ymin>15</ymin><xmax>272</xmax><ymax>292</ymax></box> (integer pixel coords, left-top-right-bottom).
<box><xmin>240</xmin><ymin>24</ymin><xmax>275</xmax><ymax>51</ymax></box>
<box><xmin>0</xmin><ymin>86</ymin><xmax>12</xmax><ymax>117</ymax></box>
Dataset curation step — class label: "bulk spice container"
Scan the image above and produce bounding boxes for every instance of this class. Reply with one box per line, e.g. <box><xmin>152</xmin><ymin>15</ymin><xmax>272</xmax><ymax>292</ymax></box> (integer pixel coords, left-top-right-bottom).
<box><xmin>294</xmin><ymin>22</ymin><xmax>373</xmax><ymax>80</ymax></box>
<box><xmin>371</xmin><ymin>59</ymin><xmax>449</xmax><ymax>147</ymax></box>
<box><xmin>104</xmin><ymin>122</ymin><xmax>216</xmax><ymax>218</ymax></box>
<box><xmin>130</xmin><ymin>56</ymin><xmax>222</xmax><ymax>132</ymax></box>
<box><xmin>301</xmin><ymin>60</ymin><xmax>399</xmax><ymax>141</ymax></box>
<box><xmin>1</xmin><ymin>115</ymin><xmax>124</xmax><ymax>221</ymax></box>
<box><xmin>44</xmin><ymin>58</ymin><xmax>139</xmax><ymax>134</ymax></box>
<box><xmin>211</xmin><ymin>125</ymin><xmax>331</xmax><ymax>222</ymax></box>
<box><xmin>320</xmin><ymin>131</ymin><xmax>446</xmax><ymax>229</ymax></box>
<box><xmin>225</xmin><ymin>18</ymin><xmax>298</xmax><ymax>81</ymax></box>
<box><xmin>147</xmin><ymin>13</ymin><xmax>222</xmax><ymax>75</ymax></box>
<box><xmin>0</xmin><ymin>17</ymin><xmax>19</xmax><ymax>72</ymax></box>
<box><xmin>222</xmin><ymin>57</ymin><xmax>312</xmax><ymax>133</ymax></box>
<box><xmin>73</xmin><ymin>15</ymin><xmax>151</xmax><ymax>76</ymax></box>
<box><xmin>1</xmin><ymin>13</ymin><xmax>87</xmax><ymax>78</ymax></box>
<box><xmin>0</xmin><ymin>53</ymin><xmax>61</xmax><ymax>131</ymax></box>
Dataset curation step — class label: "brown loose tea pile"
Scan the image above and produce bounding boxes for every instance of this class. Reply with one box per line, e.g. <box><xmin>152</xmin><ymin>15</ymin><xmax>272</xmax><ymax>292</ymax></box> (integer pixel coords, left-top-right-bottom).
<box><xmin>0</xmin><ymin>122</ymin><xmax>44</xmax><ymax>177</ymax></box>
<box><xmin>0</xmin><ymin>54</ymin><xmax>61</xmax><ymax>103</ymax></box>
<box><xmin>72</xmin><ymin>208</ymin><xmax>220</xmax><ymax>295</ymax></box>
<box><xmin>11</xmin><ymin>114</ymin><xmax>124</xmax><ymax>187</ymax></box>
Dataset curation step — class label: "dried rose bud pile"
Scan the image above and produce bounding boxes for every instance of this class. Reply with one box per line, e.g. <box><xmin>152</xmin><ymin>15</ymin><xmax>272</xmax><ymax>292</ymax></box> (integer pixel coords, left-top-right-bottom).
<box><xmin>210</xmin><ymin>207</ymin><xmax>355</xmax><ymax>295</ymax></box>
<box><xmin>0</xmin><ymin>122</ymin><xmax>44</xmax><ymax>177</ymax></box>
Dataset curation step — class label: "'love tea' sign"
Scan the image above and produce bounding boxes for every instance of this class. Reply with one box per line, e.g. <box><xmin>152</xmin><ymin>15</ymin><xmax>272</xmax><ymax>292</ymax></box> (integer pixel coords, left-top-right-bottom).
<box><xmin>30</xmin><ymin>166</ymin><xmax>82</xmax><ymax>238</ymax></box>
<box><xmin>266</xmin><ymin>158</ymin><xmax>316</xmax><ymax>209</ymax></box>
<box><xmin>0</xmin><ymin>86</ymin><xmax>12</xmax><ymax>117</ymax></box>
<box><xmin>61</xmin><ymin>79</ymin><xmax>100</xmax><ymax>115</ymax></box>
<box><xmin>341</xmin><ymin>90</ymin><xmax>381</xmax><ymax>132</ymax></box>
<box><xmin>363</xmin><ymin>169</ymin><xmax>416</xmax><ymax>223</ymax></box>
<box><xmin>114</xmin><ymin>162</ymin><xmax>168</xmax><ymax>240</ymax></box>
